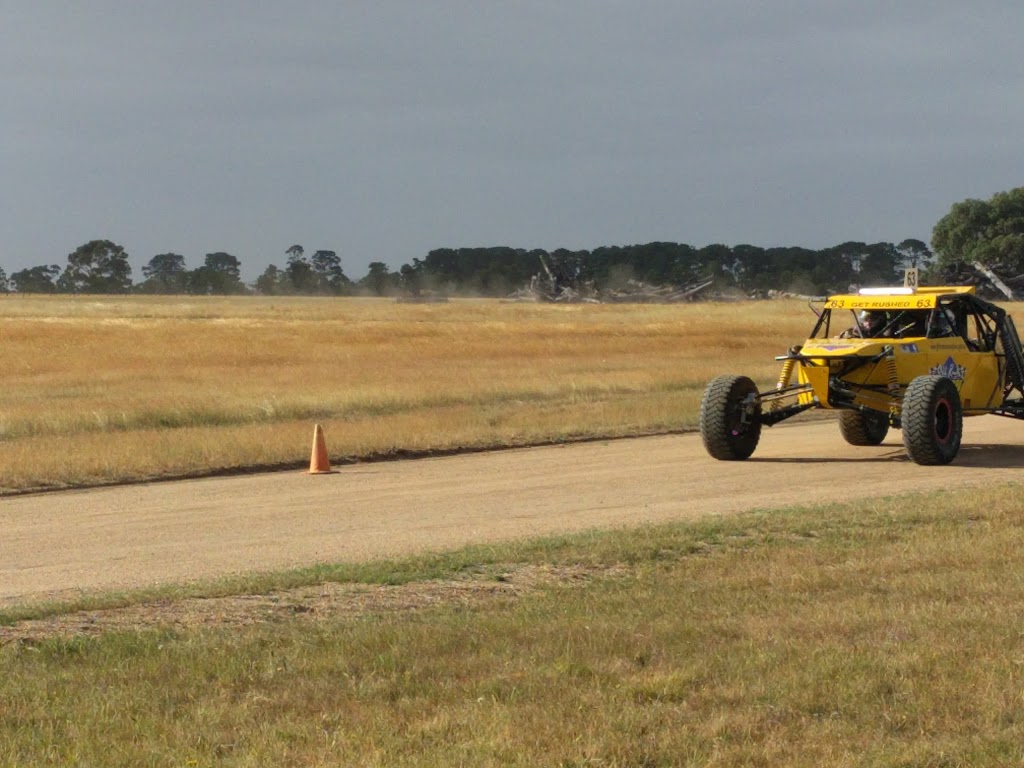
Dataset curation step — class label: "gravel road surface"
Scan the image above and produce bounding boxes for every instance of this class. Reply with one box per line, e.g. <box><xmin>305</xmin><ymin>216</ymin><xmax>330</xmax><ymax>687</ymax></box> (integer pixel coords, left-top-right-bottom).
<box><xmin>3</xmin><ymin>417</ymin><xmax>1024</xmax><ymax>607</ymax></box>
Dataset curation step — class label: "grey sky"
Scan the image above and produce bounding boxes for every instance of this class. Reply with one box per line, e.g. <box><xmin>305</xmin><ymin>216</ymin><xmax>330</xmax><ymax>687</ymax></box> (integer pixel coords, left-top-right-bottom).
<box><xmin>2</xmin><ymin>1</ymin><xmax>1021</xmax><ymax>282</ymax></box>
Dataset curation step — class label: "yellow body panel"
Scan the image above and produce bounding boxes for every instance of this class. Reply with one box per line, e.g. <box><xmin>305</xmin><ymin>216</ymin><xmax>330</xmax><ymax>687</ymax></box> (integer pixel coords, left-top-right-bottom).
<box><xmin>822</xmin><ymin>286</ymin><xmax>975</xmax><ymax>312</ymax></box>
<box><xmin>794</xmin><ymin>334</ymin><xmax>1001</xmax><ymax>415</ymax></box>
<box><xmin>823</xmin><ymin>295</ymin><xmax>938</xmax><ymax>310</ymax></box>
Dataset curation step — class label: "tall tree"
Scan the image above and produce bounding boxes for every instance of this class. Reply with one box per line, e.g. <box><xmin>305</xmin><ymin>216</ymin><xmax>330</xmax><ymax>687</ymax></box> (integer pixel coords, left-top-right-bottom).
<box><xmin>10</xmin><ymin>265</ymin><xmax>61</xmax><ymax>293</ymax></box>
<box><xmin>0</xmin><ymin>267</ymin><xmax>8</xmax><ymax>293</ymax></box>
<box><xmin>399</xmin><ymin>263</ymin><xmax>422</xmax><ymax>295</ymax></box>
<box><xmin>255</xmin><ymin>264</ymin><xmax>282</xmax><ymax>295</ymax></box>
<box><xmin>932</xmin><ymin>187</ymin><xmax>1024</xmax><ymax>270</ymax></box>
<box><xmin>896</xmin><ymin>238</ymin><xmax>933</xmax><ymax>269</ymax></box>
<box><xmin>857</xmin><ymin>242</ymin><xmax>901</xmax><ymax>286</ymax></box>
<box><xmin>284</xmin><ymin>251</ymin><xmax>315</xmax><ymax>293</ymax></box>
<box><xmin>188</xmin><ymin>252</ymin><xmax>245</xmax><ymax>294</ymax></box>
<box><xmin>140</xmin><ymin>252</ymin><xmax>188</xmax><ymax>293</ymax></box>
<box><xmin>310</xmin><ymin>250</ymin><xmax>350</xmax><ymax>294</ymax></box>
<box><xmin>361</xmin><ymin>261</ymin><xmax>398</xmax><ymax>296</ymax></box>
<box><xmin>62</xmin><ymin>239</ymin><xmax>132</xmax><ymax>293</ymax></box>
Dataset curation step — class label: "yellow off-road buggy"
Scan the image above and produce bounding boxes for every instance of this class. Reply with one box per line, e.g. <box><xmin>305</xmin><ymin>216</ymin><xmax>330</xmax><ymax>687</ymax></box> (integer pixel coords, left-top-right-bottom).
<box><xmin>700</xmin><ymin>285</ymin><xmax>1024</xmax><ymax>465</ymax></box>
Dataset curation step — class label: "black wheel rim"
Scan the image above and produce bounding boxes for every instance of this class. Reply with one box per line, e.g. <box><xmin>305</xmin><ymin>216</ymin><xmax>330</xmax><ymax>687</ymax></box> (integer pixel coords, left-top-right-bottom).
<box><xmin>730</xmin><ymin>397</ymin><xmax>748</xmax><ymax>437</ymax></box>
<box><xmin>934</xmin><ymin>397</ymin><xmax>952</xmax><ymax>444</ymax></box>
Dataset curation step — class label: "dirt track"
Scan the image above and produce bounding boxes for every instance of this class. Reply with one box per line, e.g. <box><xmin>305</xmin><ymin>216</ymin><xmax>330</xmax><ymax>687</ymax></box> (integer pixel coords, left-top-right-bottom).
<box><xmin>4</xmin><ymin>416</ymin><xmax>1024</xmax><ymax>608</ymax></box>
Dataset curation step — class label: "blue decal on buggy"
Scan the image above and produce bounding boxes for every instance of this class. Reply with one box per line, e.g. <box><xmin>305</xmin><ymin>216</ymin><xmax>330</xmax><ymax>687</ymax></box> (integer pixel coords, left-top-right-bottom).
<box><xmin>929</xmin><ymin>356</ymin><xmax>966</xmax><ymax>381</ymax></box>
<box><xmin>901</xmin><ymin>343</ymin><xmax>919</xmax><ymax>353</ymax></box>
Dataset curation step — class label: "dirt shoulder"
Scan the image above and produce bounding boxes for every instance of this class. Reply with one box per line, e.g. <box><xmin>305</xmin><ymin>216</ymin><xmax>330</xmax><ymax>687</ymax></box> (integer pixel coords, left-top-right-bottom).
<box><xmin>1</xmin><ymin>564</ymin><xmax>624</xmax><ymax>643</ymax></box>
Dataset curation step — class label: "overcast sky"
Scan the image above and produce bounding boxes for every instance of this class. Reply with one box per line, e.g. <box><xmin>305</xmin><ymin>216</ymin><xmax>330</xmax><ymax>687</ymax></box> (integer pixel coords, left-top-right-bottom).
<box><xmin>1</xmin><ymin>1</ymin><xmax>1021</xmax><ymax>282</ymax></box>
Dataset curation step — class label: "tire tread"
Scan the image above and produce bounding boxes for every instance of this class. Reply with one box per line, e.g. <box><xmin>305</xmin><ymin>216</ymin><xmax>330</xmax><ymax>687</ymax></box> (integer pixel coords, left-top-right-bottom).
<box><xmin>838</xmin><ymin>409</ymin><xmax>889</xmax><ymax>446</ymax></box>
<box><xmin>700</xmin><ymin>375</ymin><xmax>761</xmax><ymax>460</ymax></box>
<box><xmin>901</xmin><ymin>375</ymin><xmax>963</xmax><ymax>465</ymax></box>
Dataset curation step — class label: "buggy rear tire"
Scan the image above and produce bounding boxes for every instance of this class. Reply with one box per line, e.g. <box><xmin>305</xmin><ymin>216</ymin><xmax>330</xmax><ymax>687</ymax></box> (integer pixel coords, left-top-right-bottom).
<box><xmin>700</xmin><ymin>375</ymin><xmax>762</xmax><ymax>460</ymax></box>
<box><xmin>901</xmin><ymin>375</ymin><xmax>963</xmax><ymax>465</ymax></box>
<box><xmin>838</xmin><ymin>409</ymin><xmax>889</xmax><ymax>446</ymax></box>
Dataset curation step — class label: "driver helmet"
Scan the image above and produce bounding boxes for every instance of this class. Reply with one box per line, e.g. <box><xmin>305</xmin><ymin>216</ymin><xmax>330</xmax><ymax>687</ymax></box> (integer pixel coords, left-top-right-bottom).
<box><xmin>932</xmin><ymin>309</ymin><xmax>954</xmax><ymax>336</ymax></box>
<box><xmin>858</xmin><ymin>310</ymin><xmax>886</xmax><ymax>335</ymax></box>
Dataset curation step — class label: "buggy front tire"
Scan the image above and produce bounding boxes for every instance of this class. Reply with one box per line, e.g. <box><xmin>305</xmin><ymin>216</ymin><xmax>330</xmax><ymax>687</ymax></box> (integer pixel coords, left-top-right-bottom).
<box><xmin>901</xmin><ymin>375</ymin><xmax>963</xmax><ymax>465</ymax></box>
<box><xmin>838</xmin><ymin>409</ymin><xmax>889</xmax><ymax>446</ymax></box>
<box><xmin>700</xmin><ymin>375</ymin><xmax>762</xmax><ymax>460</ymax></box>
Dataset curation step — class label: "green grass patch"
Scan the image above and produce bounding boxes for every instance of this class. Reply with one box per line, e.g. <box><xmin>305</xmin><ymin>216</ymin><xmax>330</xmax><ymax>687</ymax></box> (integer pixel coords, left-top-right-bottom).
<box><xmin>5</xmin><ymin>484</ymin><xmax>1024</xmax><ymax>764</ymax></box>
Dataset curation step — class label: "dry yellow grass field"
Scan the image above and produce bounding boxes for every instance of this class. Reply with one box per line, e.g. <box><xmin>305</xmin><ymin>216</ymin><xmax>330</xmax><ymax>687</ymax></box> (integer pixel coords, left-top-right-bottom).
<box><xmin>0</xmin><ymin>294</ymin><xmax>817</xmax><ymax>492</ymax></box>
<box><xmin>7</xmin><ymin>295</ymin><xmax>1024</xmax><ymax>764</ymax></box>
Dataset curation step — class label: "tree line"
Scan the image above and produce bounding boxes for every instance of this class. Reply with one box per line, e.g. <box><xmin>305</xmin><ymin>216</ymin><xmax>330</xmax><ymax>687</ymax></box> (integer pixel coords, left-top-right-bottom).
<box><xmin>0</xmin><ymin>240</ymin><xmax>937</xmax><ymax>296</ymax></box>
<box><xmin>0</xmin><ymin>243</ymin><xmax>379</xmax><ymax>297</ymax></box>
<box><xmin>0</xmin><ymin>187</ymin><xmax>1020</xmax><ymax>297</ymax></box>
<box><xmin>403</xmin><ymin>240</ymin><xmax>936</xmax><ymax>296</ymax></box>
<box><xmin>0</xmin><ymin>239</ymin><xmax>934</xmax><ymax>297</ymax></box>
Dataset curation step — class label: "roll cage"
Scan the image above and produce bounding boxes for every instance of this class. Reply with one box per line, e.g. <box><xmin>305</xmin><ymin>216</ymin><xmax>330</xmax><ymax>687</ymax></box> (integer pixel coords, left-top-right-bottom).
<box><xmin>799</xmin><ymin>291</ymin><xmax>1024</xmax><ymax>417</ymax></box>
<box><xmin>809</xmin><ymin>293</ymin><xmax>1003</xmax><ymax>351</ymax></box>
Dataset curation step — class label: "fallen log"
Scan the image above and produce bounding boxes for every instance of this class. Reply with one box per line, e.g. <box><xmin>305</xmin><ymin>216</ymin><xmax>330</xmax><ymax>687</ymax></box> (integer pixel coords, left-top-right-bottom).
<box><xmin>974</xmin><ymin>263</ymin><xmax>1017</xmax><ymax>300</ymax></box>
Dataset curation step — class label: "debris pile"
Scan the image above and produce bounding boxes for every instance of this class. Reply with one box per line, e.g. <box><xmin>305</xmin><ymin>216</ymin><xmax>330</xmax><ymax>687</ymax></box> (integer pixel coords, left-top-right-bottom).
<box><xmin>508</xmin><ymin>252</ymin><xmax>717</xmax><ymax>303</ymax></box>
<box><xmin>507</xmin><ymin>275</ymin><xmax>717</xmax><ymax>303</ymax></box>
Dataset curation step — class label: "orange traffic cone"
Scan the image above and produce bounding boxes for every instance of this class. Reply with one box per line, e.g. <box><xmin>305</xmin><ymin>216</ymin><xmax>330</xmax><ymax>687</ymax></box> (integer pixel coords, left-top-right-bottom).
<box><xmin>308</xmin><ymin>423</ymin><xmax>333</xmax><ymax>474</ymax></box>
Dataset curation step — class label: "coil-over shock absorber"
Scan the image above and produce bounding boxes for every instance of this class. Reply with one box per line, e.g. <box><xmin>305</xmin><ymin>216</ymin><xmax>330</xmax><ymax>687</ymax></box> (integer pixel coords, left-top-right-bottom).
<box><xmin>776</xmin><ymin>346</ymin><xmax>802</xmax><ymax>389</ymax></box>
<box><xmin>884</xmin><ymin>347</ymin><xmax>899</xmax><ymax>422</ymax></box>
<box><xmin>776</xmin><ymin>359</ymin><xmax>796</xmax><ymax>390</ymax></box>
<box><xmin>884</xmin><ymin>348</ymin><xmax>899</xmax><ymax>393</ymax></box>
